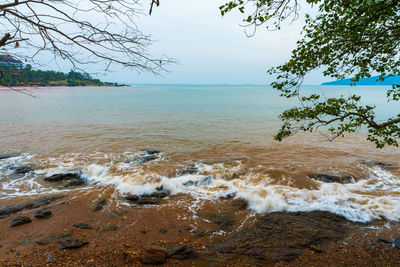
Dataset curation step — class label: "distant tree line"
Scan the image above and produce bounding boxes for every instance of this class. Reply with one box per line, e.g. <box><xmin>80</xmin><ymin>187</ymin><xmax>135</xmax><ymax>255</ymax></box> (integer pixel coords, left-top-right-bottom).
<box><xmin>0</xmin><ymin>64</ymin><xmax>118</xmax><ymax>87</ymax></box>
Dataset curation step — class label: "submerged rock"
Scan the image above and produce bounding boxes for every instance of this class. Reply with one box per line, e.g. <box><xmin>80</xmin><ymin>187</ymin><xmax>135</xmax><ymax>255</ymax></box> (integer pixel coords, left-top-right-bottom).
<box><xmin>178</xmin><ymin>165</ymin><xmax>199</xmax><ymax>175</ymax></box>
<box><xmin>10</xmin><ymin>216</ymin><xmax>32</xmax><ymax>227</ymax></box>
<box><xmin>60</xmin><ymin>238</ymin><xmax>89</xmax><ymax>249</ymax></box>
<box><xmin>364</xmin><ymin>161</ymin><xmax>393</xmax><ymax>168</ymax></box>
<box><xmin>309</xmin><ymin>173</ymin><xmax>355</xmax><ymax>184</ymax></box>
<box><xmin>214</xmin><ymin>211</ymin><xmax>347</xmax><ymax>263</ymax></box>
<box><xmin>97</xmin><ymin>223</ymin><xmax>117</xmax><ymax>232</ymax></box>
<box><xmin>0</xmin><ymin>205</ymin><xmax>25</xmax><ymax>216</ymax></box>
<box><xmin>91</xmin><ymin>199</ymin><xmax>107</xmax><ymax>212</ymax></box>
<box><xmin>167</xmin><ymin>245</ymin><xmax>199</xmax><ymax>260</ymax></box>
<box><xmin>44</xmin><ymin>173</ymin><xmax>85</xmax><ymax>187</ymax></box>
<box><xmin>35</xmin><ymin>231</ymin><xmax>73</xmax><ymax>246</ymax></box>
<box><xmin>1</xmin><ymin>195</ymin><xmax>65</xmax><ymax>217</ymax></box>
<box><xmin>10</xmin><ymin>166</ymin><xmax>34</xmax><ymax>174</ymax></box>
<box><xmin>139</xmin><ymin>246</ymin><xmax>167</xmax><ymax>265</ymax></box>
<box><xmin>183</xmin><ymin>176</ymin><xmax>212</xmax><ymax>187</ymax></box>
<box><xmin>73</xmin><ymin>223</ymin><xmax>93</xmax><ymax>230</ymax></box>
<box><xmin>144</xmin><ymin>150</ymin><xmax>161</xmax><ymax>155</ymax></box>
<box><xmin>24</xmin><ymin>195</ymin><xmax>66</xmax><ymax>209</ymax></box>
<box><xmin>137</xmin><ymin>155</ymin><xmax>157</xmax><ymax>163</ymax></box>
<box><xmin>34</xmin><ymin>209</ymin><xmax>52</xmax><ymax>219</ymax></box>
<box><xmin>123</xmin><ymin>191</ymin><xmax>169</xmax><ymax>205</ymax></box>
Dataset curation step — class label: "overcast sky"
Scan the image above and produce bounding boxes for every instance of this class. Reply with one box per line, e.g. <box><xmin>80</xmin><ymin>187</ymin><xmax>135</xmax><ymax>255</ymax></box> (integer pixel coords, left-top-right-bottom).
<box><xmin>42</xmin><ymin>0</ymin><xmax>328</xmax><ymax>85</ymax></box>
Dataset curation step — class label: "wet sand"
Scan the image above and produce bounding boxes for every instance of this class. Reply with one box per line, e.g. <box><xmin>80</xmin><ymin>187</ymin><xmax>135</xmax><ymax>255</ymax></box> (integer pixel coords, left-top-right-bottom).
<box><xmin>1</xmin><ymin>188</ymin><xmax>400</xmax><ymax>266</ymax></box>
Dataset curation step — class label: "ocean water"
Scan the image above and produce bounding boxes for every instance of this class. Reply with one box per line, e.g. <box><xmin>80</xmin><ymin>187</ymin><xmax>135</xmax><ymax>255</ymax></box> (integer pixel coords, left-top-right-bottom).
<box><xmin>0</xmin><ymin>85</ymin><xmax>399</xmax><ymax>222</ymax></box>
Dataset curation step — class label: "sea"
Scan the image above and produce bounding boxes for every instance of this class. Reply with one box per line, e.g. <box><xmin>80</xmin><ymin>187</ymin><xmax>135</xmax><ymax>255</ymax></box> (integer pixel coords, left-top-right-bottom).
<box><xmin>0</xmin><ymin>84</ymin><xmax>399</xmax><ymax>222</ymax></box>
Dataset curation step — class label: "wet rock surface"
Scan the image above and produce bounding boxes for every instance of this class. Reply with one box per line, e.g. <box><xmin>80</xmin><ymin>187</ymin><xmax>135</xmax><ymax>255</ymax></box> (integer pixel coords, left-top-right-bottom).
<box><xmin>73</xmin><ymin>223</ymin><xmax>93</xmax><ymax>230</ymax></box>
<box><xmin>10</xmin><ymin>166</ymin><xmax>34</xmax><ymax>174</ymax></box>
<box><xmin>166</xmin><ymin>245</ymin><xmax>199</xmax><ymax>260</ymax></box>
<box><xmin>309</xmin><ymin>173</ymin><xmax>355</xmax><ymax>184</ymax></box>
<box><xmin>0</xmin><ymin>196</ymin><xmax>65</xmax><ymax>217</ymax></box>
<box><xmin>60</xmin><ymin>238</ymin><xmax>89</xmax><ymax>249</ymax></box>
<box><xmin>34</xmin><ymin>209</ymin><xmax>52</xmax><ymax>219</ymax></box>
<box><xmin>123</xmin><ymin>191</ymin><xmax>169</xmax><ymax>205</ymax></box>
<box><xmin>183</xmin><ymin>176</ymin><xmax>212</xmax><ymax>187</ymax></box>
<box><xmin>198</xmin><ymin>212</ymin><xmax>236</xmax><ymax>230</ymax></box>
<box><xmin>363</xmin><ymin>161</ymin><xmax>393</xmax><ymax>168</ymax></box>
<box><xmin>215</xmin><ymin>211</ymin><xmax>347</xmax><ymax>263</ymax></box>
<box><xmin>97</xmin><ymin>223</ymin><xmax>117</xmax><ymax>232</ymax></box>
<box><xmin>10</xmin><ymin>216</ymin><xmax>32</xmax><ymax>227</ymax></box>
<box><xmin>44</xmin><ymin>173</ymin><xmax>85</xmax><ymax>187</ymax></box>
<box><xmin>139</xmin><ymin>246</ymin><xmax>167</xmax><ymax>265</ymax></box>
<box><xmin>91</xmin><ymin>199</ymin><xmax>107</xmax><ymax>212</ymax></box>
<box><xmin>178</xmin><ymin>165</ymin><xmax>199</xmax><ymax>175</ymax></box>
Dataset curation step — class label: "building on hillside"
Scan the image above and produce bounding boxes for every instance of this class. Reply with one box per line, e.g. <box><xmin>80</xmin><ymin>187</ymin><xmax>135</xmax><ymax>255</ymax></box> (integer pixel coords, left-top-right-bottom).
<box><xmin>0</xmin><ymin>54</ymin><xmax>24</xmax><ymax>69</ymax></box>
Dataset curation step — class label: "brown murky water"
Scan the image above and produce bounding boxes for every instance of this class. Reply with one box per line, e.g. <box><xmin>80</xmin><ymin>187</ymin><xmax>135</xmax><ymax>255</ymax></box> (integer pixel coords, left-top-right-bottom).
<box><xmin>0</xmin><ymin>86</ymin><xmax>399</xmax><ymax>223</ymax></box>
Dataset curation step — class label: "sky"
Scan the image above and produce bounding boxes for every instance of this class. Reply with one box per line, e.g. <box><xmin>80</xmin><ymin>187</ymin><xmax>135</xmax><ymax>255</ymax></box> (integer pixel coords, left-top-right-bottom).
<box><xmin>15</xmin><ymin>0</ymin><xmax>328</xmax><ymax>85</ymax></box>
<box><xmin>108</xmin><ymin>0</ymin><xmax>326</xmax><ymax>85</ymax></box>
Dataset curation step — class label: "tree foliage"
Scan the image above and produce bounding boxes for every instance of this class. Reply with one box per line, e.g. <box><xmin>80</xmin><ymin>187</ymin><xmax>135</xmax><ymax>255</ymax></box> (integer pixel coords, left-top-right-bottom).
<box><xmin>221</xmin><ymin>0</ymin><xmax>400</xmax><ymax>148</ymax></box>
<box><xmin>0</xmin><ymin>64</ymin><xmax>116</xmax><ymax>86</ymax></box>
<box><xmin>0</xmin><ymin>0</ymin><xmax>170</xmax><ymax>73</ymax></box>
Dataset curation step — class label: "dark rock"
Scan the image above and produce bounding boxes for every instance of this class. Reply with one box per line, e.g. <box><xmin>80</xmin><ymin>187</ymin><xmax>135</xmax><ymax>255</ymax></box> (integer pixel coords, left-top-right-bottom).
<box><xmin>136</xmin><ymin>198</ymin><xmax>160</xmax><ymax>205</ymax></box>
<box><xmin>124</xmin><ymin>192</ymin><xmax>167</xmax><ymax>205</ymax></box>
<box><xmin>199</xmin><ymin>176</ymin><xmax>212</xmax><ymax>186</ymax></box>
<box><xmin>10</xmin><ymin>166</ymin><xmax>34</xmax><ymax>174</ymax></box>
<box><xmin>142</xmin><ymin>191</ymin><xmax>169</xmax><ymax>199</ymax></box>
<box><xmin>91</xmin><ymin>199</ymin><xmax>107</xmax><ymax>212</ymax></box>
<box><xmin>45</xmin><ymin>173</ymin><xmax>84</xmax><ymax>187</ymax></box>
<box><xmin>394</xmin><ymin>238</ymin><xmax>400</xmax><ymax>248</ymax></box>
<box><xmin>140</xmin><ymin>246</ymin><xmax>167</xmax><ymax>265</ymax></box>
<box><xmin>167</xmin><ymin>245</ymin><xmax>198</xmax><ymax>260</ymax></box>
<box><xmin>158</xmin><ymin>228</ymin><xmax>168</xmax><ymax>234</ymax></box>
<box><xmin>377</xmin><ymin>238</ymin><xmax>393</xmax><ymax>246</ymax></box>
<box><xmin>35</xmin><ymin>231</ymin><xmax>74</xmax><ymax>245</ymax></box>
<box><xmin>145</xmin><ymin>150</ymin><xmax>160</xmax><ymax>155</ymax></box>
<box><xmin>60</xmin><ymin>238</ymin><xmax>89</xmax><ymax>249</ymax></box>
<box><xmin>123</xmin><ymin>194</ymin><xmax>139</xmax><ymax>201</ymax></box>
<box><xmin>309</xmin><ymin>173</ymin><xmax>355</xmax><ymax>184</ymax></box>
<box><xmin>0</xmin><ymin>196</ymin><xmax>64</xmax><ymax>216</ymax></box>
<box><xmin>23</xmin><ymin>195</ymin><xmax>65</xmax><ymax>209</ymax></box>
<box><xmin>0</xmin><ymin>205</ymin><xmax>25</xmax><ymax>216</ymax></box>
<box><xmin>10</xmin><ymin>216</ymin><xmax>32</xmax><ymax>227</ymax></box>
<box><xmin>183</xmin><ymin>176</ymin><xmax>212</xmax><ymax>187</ymax></box>
<box><xmin>73</xmin><ymin>223</ymin><xmax>93</xmax><ymax>230</ymax></box>
<box><xmin>214</xmin><ymin>211</ymin><xmax>347</xmax><ymax>263</ymax></box>
<box><xmin>179</xmin><ymin>165</ymin><xmax>199</xmax><ymax>175</ymax></box>
<box><xmin>34</xmin><ymin>209</ymin><xmax>52</xmax><ymax>219</ymax></box>
<box><xmin>97</xmin><ymin>223</ymin><xmax>117</xmax><ymax>232</ymax></box>
<box><xmin>138</xmin><ymin>155</ymin><xmax>157</xmax><ymax>163</ymax></box>
<box><xmin>364</xmin><ymin>161</ymin><xmax>393</xmax><ymax>168</ymax></box>
<box><xmin>183</xmin><ymin>180</ymin><xmax>196</xmax><ymax>187</ymax></box>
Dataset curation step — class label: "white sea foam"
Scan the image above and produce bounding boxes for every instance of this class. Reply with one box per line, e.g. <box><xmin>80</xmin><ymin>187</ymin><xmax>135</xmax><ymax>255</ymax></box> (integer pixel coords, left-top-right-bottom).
<box><xmin>1</xmin><ymin>151</ymin><xmax>399</xmax><ymax>223</ymax></box>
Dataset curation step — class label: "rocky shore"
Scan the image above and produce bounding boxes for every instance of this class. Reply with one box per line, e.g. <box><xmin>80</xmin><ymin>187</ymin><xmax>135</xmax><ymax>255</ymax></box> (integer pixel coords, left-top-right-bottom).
<box><xmin>0</xmin><ymin>186</ymin><xmax>400</xmax><ymax>267</ymax></box>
